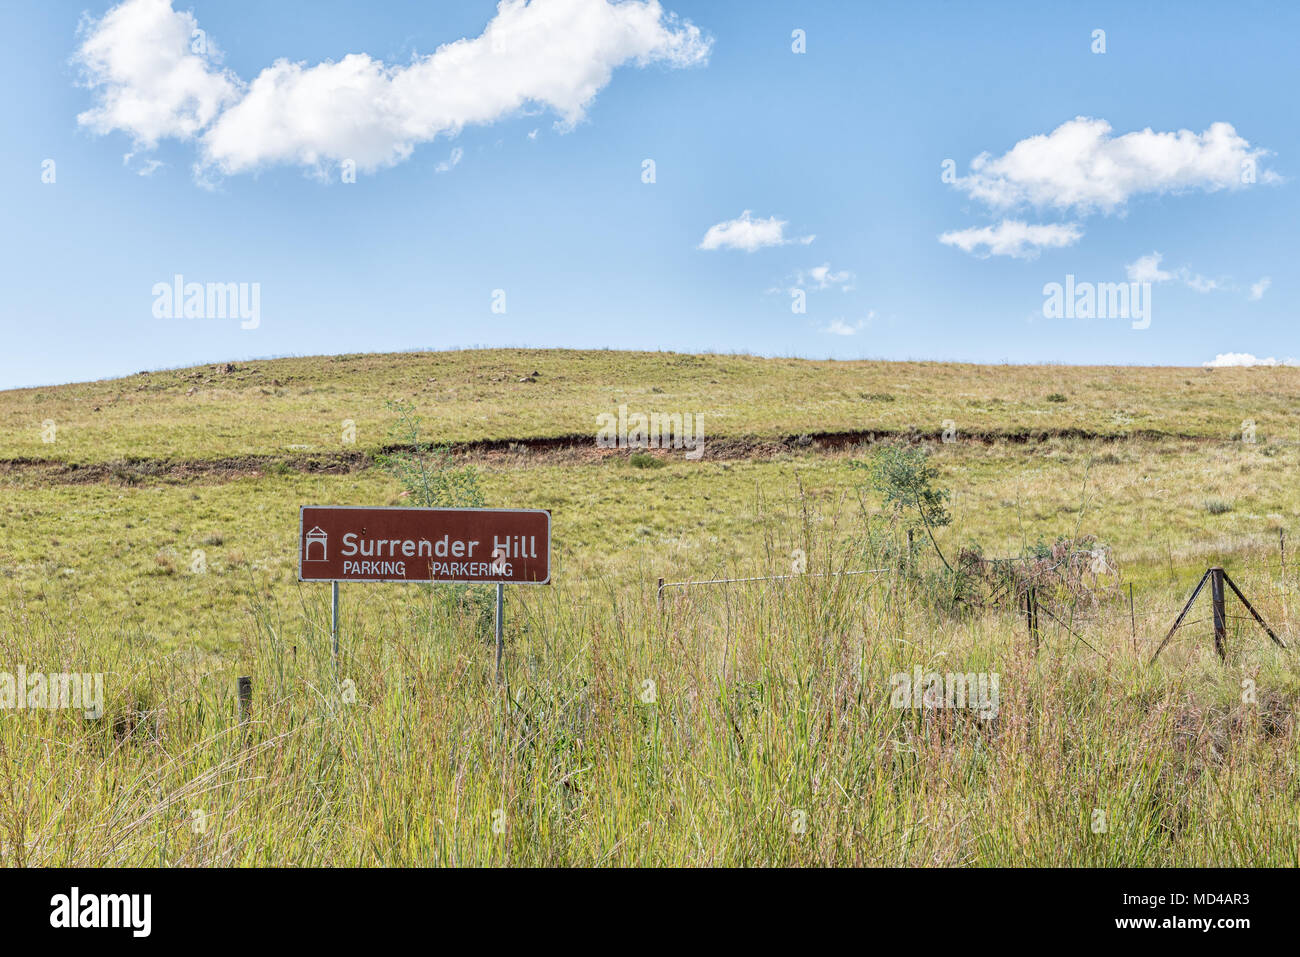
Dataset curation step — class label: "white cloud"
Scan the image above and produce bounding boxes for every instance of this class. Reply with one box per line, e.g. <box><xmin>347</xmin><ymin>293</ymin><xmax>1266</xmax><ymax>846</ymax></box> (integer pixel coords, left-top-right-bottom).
<box><xmin>122</xmin><ymin>151</ymin><xmax>165</xmax><ymax>176</ymax></box>
<box><xmin>805</xmin><ymin>263</ymin><xmax>854</xmax><ymax>290</ymax></box>
<box><xmin>698</xmin><ymin>211</ymin><xmax>813</xmax><ymax>252</ymax></box>
<box><xmin>435</xmin><ymin>146</ymin><xmax>463</xmax><ymax>173</ymax></box>
<box><xmin>822</xmin><ymin>313</ymin><xmax>873</xmax><ymax>336</ymax></box>
<box><xmin>952</xmin><ymin>117</ymin><xmax>1276</xmax><ymax>215</ymax></box>
<box><xmin>1250</xmin><ymin>277</ymin><xmax>1272</xmax><ymax>301</ymax></box>
<box><xmin>74</xmin><ymin>0</ymin><xmax>240</xmax><ymax>148</ymax></box>
<box><xmin>939</xmin><ymin>219</ymin><xmax>1082</xmax><ymax>259</ymax></box>
<box><xmin>75</xmin><ymin>0</ymin><xmax>711</xmax><ymax>178</ymax></box>
<box><xmin>1203</xmin><ymin>353</ymin><xmax>1298</xmax><ymax>368</ymax></box>
<box><xmin>1126</xmin><ymin>251</ymin><xmax>1219</xmax><ymax>293</ymax></box>
<box><xmin>775</xmin><ymin>263</ymin><xmax>854</xmax><ymax>294</ymax></box>
<box><xmin>824</xmin><ymin>319</ymin><xmax>860</xmax><ymax>336</ymax></box>
<box><xmin>1125</xmin><ymin>252</ymin><xmax>1173</xmax><ymax>283</ymax></box>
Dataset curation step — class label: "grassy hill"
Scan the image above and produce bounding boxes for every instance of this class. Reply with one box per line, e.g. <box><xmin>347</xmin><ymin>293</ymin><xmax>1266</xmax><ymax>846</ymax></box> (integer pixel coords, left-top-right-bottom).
<box><xmin>3</xmin><ymin>349</ymin><xmax>1298</xmax><ymax>866</ymax></box>
<box><xmin>4</xmin><ymin>348</ymin><xmax>1299</xmax><ymax>643</ymax></box>
<box><xmin>5</xmin><ymin>348</ymin><xmax>1300</xmax><ymax>463</ymax></box>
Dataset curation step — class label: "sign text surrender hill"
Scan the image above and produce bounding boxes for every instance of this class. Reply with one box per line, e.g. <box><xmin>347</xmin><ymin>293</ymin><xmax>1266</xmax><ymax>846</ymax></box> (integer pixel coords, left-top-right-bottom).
<box><xmin>299</xmin><ymin>506</ymin><xmax>550</xmax><ymax>584</ymax></box>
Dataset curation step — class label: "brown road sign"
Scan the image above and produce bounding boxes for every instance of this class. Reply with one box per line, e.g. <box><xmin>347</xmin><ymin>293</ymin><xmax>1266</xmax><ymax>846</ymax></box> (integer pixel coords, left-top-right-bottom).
<box><xmin>299</xmin><ymin>506</ymin><xmax>550</xmax><ymax>584</ymax></box>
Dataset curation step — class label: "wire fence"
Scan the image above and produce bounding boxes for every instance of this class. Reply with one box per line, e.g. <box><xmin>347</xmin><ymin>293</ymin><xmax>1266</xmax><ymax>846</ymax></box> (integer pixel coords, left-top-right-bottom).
<box><xmin>657</xmin><ymin>567</ymin><xmax>889</xmax><ymax>608</ymax></box>
<box><xmin>653</xmin><ymin>553</ymin><xmax>1295</xmax><ymax>666</ymax></box>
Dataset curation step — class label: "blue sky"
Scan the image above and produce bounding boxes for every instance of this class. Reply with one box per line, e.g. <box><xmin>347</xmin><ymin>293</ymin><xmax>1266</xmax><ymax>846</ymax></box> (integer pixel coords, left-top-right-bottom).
<box><xmin>1</xmin><ymin>0</ymin><xmax>1295</xmax><ymax>388</ymax></box>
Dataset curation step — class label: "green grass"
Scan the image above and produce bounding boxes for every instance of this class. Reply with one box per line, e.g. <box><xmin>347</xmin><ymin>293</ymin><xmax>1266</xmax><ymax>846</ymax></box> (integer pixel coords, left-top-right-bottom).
<box><xmin>628</xmin><ymin>450</ymin><xmax>666</xmax><ymax>469</ymax></box>
<box><xmin>6</xmin><ymin>348</ymin><xmax>1300</xmax><ymax>462</ymax></box>
<box><xmin>1</xmin><ymin>349</ymin><xmax>1297</xmax><ymax>866</ymax></box>
<box><xmin>5</xmin><ymin>522</ymin><xmax>1297</xmax><ymax>866</ymax></box>
<box><xmin>4</xmin><ymin>435</ymin><xmax>1296</xmax><ymax>649</ymax></box>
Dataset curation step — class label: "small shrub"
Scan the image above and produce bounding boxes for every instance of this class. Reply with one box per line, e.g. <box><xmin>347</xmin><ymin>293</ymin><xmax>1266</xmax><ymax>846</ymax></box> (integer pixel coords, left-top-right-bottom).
<box><xmin>852</xmin><ymin>445</ymin><xmax>953</xmax><ymax>572</ymax></box>
<box><xmin>1204</xmin><ymin>498</ymin><xmax>1234</xmax><ymax>515</ymax></box>
<box><xmin>376</xmin><ymin>399</ymin><xmax>490</xmax><ymax>625</ymax></box>
<box><xmin>376</xmin><ymin>399</ymin><xmax>485</xmax><ymax>507</ymax></box>
<box><xmin>861</xmin><ymin>392</ymin><xmax>895</xmax><ymax>402</ymax></box>
<box><xmin>629</xmin><ymin>451</ymin><xmax>665</xmax><ymax>469</ymax></box>
<box><xmin>1046</xmin><ymin>393</ymin><xmax>1067</xmax><ymax>403</ymax></box>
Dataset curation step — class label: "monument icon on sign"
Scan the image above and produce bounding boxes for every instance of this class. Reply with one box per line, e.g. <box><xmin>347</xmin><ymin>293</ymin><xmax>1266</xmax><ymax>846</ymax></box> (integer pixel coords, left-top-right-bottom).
<box><xmin>304</xmin><ymin>527</ymin><xmax>328</xmax><ymax>561</ymax></box>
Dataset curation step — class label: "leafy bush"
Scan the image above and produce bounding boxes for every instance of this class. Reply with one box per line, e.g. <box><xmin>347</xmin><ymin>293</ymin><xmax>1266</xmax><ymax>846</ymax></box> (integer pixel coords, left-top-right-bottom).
<box><xmin>852</xmin><ymin>444</ymin><xmax>953</xmax><ymax>571</ymax></box>
<box><xmin>375</xmin><ymin>399</ymin><xmax>490</xmax><ymax>627</ymax></box>
<box><xmin>375</xmin><ymin>399</ymin><xmax>484</xmax><ymax>508</ymax></box>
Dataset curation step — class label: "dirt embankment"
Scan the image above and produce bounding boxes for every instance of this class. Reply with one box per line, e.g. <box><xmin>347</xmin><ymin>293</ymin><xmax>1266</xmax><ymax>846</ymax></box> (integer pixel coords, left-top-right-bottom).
<box><xmin>1</xmin><ymin>426</ymin><xmax>1220</xmax><ymax>485</ymax></box>
<box><xmin>0</xmin><ymin>452</ymin><xmax>373</xmax><ymax>485</ymax></box>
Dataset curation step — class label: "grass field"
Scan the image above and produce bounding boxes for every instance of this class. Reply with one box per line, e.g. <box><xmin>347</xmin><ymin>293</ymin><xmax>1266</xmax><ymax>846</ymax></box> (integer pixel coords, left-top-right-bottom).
<box><xmin>2</xmin><ymin>349</ymin><xmax>1298</xmax><ymax>866</ymax></box>
<box><xmin>7</xmin><ymin>348</ymin><xmax>1300</xmax><ymax>462</ymax></box>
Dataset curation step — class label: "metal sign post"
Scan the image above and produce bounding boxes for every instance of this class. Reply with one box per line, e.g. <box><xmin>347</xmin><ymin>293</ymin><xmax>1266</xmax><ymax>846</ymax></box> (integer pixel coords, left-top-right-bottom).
<box><xmin>331</xmin><ymin>580</ymin><xmax>339</xmax><ymax>658</ymax></box>
<box><xmin>495</xmin><ymin>583</ymin><xmax>505</xmax><ymax>683</ymax></box>
<box><xmin>298</xmin><ymin>506</ymin><xmax>551</xmax><ymax>678</ymax></box>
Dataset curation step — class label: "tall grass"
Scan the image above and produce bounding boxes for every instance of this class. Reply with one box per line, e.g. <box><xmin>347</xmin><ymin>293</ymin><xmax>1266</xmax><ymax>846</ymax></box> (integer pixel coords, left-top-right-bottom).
<box><xmin>1</xmin><ymin>516</ymin><xmax>1297</xmax><ymax>866</ymax></box>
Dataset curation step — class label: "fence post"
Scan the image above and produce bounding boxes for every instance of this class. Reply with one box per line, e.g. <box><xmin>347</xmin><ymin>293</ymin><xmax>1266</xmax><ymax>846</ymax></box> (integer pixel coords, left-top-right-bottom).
<box><xmin>1031</xmin><ymin>586</ymin><xmax>1039</xmax><ymax>652</ymax></box>
<box><xmin>1210</xmin><ymin>567</ymin><xmax>1227</xmax><ymax>661</ymax></box>
<box><xmin>237</xmin><ymin>676</ymin><xmax>252</xmax><ymax>723</ymax></box>
<box><xmin>1024</xmin><ymin>586</ymin><xmax>1039</xmax><ymax>653</ymax></box>
<box><xmin>494</xmin><ymin>582</ymin><xmax>505</xmax><ymax>683</ymax></box>
<box><xmin>657</xmin><ymin>577</ymin><xmax>664</xmax><ymax>611</ymax></box>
